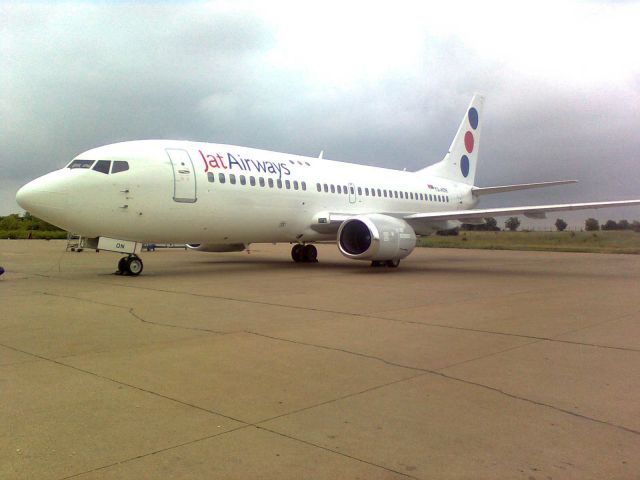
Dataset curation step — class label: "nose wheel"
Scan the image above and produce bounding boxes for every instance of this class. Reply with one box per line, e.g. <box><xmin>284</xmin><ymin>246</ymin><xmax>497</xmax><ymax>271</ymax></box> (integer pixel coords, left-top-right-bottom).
<box><xmin>291</xmin><ymin>244</ymin><xmax>318</xmax><ymax>263</ymax></box>
<box><xmin>116</xmin><ymin>254</ymin><xmax>144</xmax><ymax>276</ymax></box>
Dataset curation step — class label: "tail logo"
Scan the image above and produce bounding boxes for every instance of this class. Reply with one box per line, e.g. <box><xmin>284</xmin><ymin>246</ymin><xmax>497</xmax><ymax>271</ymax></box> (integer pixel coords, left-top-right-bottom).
<box><xmin>460</xmin><ymin>107</ymin><xmax>479</xmax><ymax>178</ymax></box>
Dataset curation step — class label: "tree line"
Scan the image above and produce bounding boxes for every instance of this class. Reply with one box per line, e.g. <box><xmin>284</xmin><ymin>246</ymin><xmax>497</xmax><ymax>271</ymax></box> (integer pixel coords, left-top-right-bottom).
<box><xmin>437</xmin><ymin>216</ymin><xmax>640</xmax><ymax>235</ymax></box>
<box><xmin>0</xmin><ymin>213</ymin><xmax>66</xmax><ymax>239</ymax></box>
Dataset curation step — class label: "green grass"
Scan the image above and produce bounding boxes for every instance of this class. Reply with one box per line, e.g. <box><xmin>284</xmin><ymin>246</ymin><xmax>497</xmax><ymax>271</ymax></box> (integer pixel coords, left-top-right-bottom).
<box><xmin>419</xmin><ymin>230</ymin><xmax>640</xmax><ymax>254</ymax></box>
<box><xmin>0</xmin><ymin>230</ymin><xmax>68</xmax><ymax>240</ymax></box>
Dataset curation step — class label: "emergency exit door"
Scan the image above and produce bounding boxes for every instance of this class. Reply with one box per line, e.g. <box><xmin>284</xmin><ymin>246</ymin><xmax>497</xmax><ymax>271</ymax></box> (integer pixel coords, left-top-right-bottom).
<box><xmin>166</xmin><ymin>149</ymin><xmax>197</xmax><ymax>203</ymax></box>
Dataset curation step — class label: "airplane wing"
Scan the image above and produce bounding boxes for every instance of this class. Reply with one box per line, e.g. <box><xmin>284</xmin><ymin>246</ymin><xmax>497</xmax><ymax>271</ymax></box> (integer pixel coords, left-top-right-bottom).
<box><xmin>471</xmin><ymin>180</ymin><xmax>578</xmax><ymax>196</ymax></box>
<box><xmin>403</xmin><ymin>199</ymin><xmax>640</xmax><ymax>226</ymax></box>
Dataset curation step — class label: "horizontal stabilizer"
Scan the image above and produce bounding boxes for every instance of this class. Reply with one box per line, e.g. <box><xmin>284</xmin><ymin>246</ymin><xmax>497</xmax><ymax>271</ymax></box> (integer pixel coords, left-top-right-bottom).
<box><xmin>472</xmin><ymin>180</ymin><xmax>577</xmax><ymax>196</ymax></box>
<box><xmin>404</xmin><ymin>199</ymin><xmax>640</xmax><ymax>225</ymax></box>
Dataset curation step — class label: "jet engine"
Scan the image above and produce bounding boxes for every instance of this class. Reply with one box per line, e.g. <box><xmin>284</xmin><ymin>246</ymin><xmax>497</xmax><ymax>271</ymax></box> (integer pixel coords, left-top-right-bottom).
<box><xmin>337</xmin><ymin>214</ymin><xmax>416</xmax><ymax>262</ymax></box>
<box><xmin>186</xmin><ymin>243</ymin><xmax>246</xmax><ymax>252</ymax></box>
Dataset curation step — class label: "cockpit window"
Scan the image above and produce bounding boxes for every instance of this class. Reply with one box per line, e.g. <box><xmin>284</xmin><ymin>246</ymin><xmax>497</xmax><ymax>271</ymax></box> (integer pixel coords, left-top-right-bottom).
<box><xmin>67</xmin><ymin>159</ymin><xmax>95</xmax><ymax>169</ymax></box>
<box><xmin>92</xmin><ymin>160</ymin><xmax>111</xmax><ymax>174</ymax></box>
<box><xmin>111</xmin><ymin>161</ymin><xmax>129</xmax><ymax>174</ymax></box>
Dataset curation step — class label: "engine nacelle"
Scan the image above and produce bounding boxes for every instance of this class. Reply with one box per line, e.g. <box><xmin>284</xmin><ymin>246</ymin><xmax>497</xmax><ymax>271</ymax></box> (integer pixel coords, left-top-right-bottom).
<box><xmin>337</xmin><ymin>214</ymin><xmax>417</xmax><ymax>261</ymax></box>
<box><xmin>186</xmin><ymin>243</ymin><xmax>246</xmax><ymax>252</ymax></box>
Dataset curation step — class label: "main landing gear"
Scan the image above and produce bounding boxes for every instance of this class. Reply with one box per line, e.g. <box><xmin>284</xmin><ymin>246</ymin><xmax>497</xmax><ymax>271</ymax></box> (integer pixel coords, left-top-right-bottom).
<box><xmin>291</xmin><ymin>243</ymin><xmax>318</xmax><ymax>263</ymax></box>
<box><xmin>116</xmin><ymin>254</ymin><xmax>144</xmax><ymax>276</ymax></box>
<box><xmin>371</xmin><ymin>259</ymin><xmax>400</xmax><ymax>268</ymax></box>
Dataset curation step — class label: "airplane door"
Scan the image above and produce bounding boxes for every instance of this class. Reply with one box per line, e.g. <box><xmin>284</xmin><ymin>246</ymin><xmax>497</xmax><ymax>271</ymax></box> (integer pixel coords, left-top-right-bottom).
<box><xmin>166</xmin><ymin>149</ymin><xmax>197</xmax><ymax>203</ymax></box>
<box><xmin>348</xmin><ymin>182</ymin><xmax>356</xmax><ymax>204</ymax></box>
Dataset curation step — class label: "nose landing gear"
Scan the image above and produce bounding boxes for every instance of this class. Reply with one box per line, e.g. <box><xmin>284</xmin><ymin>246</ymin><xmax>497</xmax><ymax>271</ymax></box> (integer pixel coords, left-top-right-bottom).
<box><xmin>116</xmin><ymin>254</ymin><xmax>144</xmax><ymax>276</ymax></box>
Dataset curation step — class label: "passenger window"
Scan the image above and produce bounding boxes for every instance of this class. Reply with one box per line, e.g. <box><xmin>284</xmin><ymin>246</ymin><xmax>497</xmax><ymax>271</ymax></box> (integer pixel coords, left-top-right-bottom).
<box><xmin>383</xmin><ymin>190</ymin><xmax>388</xmax><ymax>198</ymax></box>
<box><xmin>301</xmin><ymin>181</ymin><xmax>306</xmax><ymax>191</ymax></box>
<box><xmin>268</xmin><ymin>178</ymin><xmax>274</xmax><ymax>188</ymax></box>
<box><xmin>250</xmin><ymin>176</ymin><xmax>256</xmax><ymax>186</ymax></box>
<box><xmin>219</xmin><ymin>173</ymin><xmax>226</xmax><ymax>183</ymax></box>
<box><xmin>68</xmin><ymin>159</ymin><xmax>95</xmax><ymax>169</ymax></box>
<box><xmin>229</xmin><ymin>174</ymin><xmax>236</xmax><ymax>184</ymax></box>
<box><xmin>207</xmin><ymin>172</ymin><xmax>215</xmax><ymax>183</ymax></box>
<box><xmin>259</xmin><ymin>177</ymin><xmax>265</xmax><ymax>187</ymax></box>
<box><xmin>111</xmin><ymin>161</ymin><xmax>129</xmax><ymax>174</ymax></box>
<box><xmin>92</xmin><ymin>160</ymin><xmax>111</xmax><ymax>174</ymax></box>
<box><xmin>343</xmin><ymin>186</ymin><xmax>348</xmax><ymax>194</ymax></box>
<box><xmin>337</xmin><ymin>185</ymin><xmax>342</xmax><ymax>194</ymax></box>
<box><xmin>357</xmin><ymin>187</ymin><xmax>362</xmax><ymax>195</ymax></box>
<box><xmin>294</xmin><ymin>180</ymin><xmax>299</xmax><ymax>190</ymax></box>
<box><xmin>351</xmin><ymin>186</ymin><xmax>355</xmax><ymax>195</ymax></box>
<box><xmin>324</xmin><ymin>184</ymin><xmax>328</xmax><ymax>193</ymax></box>
<box><xmin>394</xmin><ymin>191</ymin><xmax>399</xmax><ymax>199</ymax></box>
<box><xmin>330</xmin><ymin>184</ymin><xmax>335</xmax><ymax>193</ymax></box>
<box><xmin>317</xmin><ymin>183</ymin><xmax>321</xmax><ymax>192</ymax></box>
<box><xmin>365</xmin><ymin>188</ymin><xmax>369</xmax><ymax>196</ymax></box>
<box><xmin>285</xmin><ymin>180</ymin><xmax>291</xmax><ymax>189</ymax></box>
<box><xmin>377</xmin><ymin>188</ymin><xmax>381</xmax><ymax>196</ymax></box>
<box><xmin>277</xmin><ymin>179</ymin><xmax>282</xmax><ymax>188</ymax></box>
<box><xmin>240</xmin><ymin>175</ymin><xmax>246</xmax><ymax>185</ymax></box>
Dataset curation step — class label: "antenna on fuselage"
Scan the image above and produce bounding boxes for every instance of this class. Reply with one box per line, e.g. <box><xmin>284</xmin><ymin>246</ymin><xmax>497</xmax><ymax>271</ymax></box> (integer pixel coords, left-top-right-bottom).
<box><xmin>318</xmin><ymin>150</ymin><xmax>324</xmax><ymax>159</ymax></box>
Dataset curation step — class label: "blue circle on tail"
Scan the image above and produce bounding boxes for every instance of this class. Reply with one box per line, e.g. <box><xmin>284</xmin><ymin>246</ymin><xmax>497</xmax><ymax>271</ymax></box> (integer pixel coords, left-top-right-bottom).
<box><xmin>468</xmin><ymin>108</ymin><xmax>479</xmax><ymax>130</ymax></box>
<box><xmin>461</xmin><ymin>155</ymin><xmax>470</xmax><ymax>177</ymax></box>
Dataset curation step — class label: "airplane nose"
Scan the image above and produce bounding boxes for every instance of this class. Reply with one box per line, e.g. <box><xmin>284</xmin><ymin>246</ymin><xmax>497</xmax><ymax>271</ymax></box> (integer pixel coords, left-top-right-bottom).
<box><xmin>15</xmin><ymin>182</ymin><xmax>35</xmax><ymax>211</ymax></box>
<box><xmin>16</xmin><ymin>173</ymin><xmax>69</xmax><ymax>221</ymax></box>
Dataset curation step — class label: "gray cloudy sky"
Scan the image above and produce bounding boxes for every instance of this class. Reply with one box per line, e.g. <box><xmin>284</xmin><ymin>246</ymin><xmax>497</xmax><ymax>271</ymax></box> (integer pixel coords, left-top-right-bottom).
<box><xmin>2</xmin><ymin>1</ymin><xmax>639</xmax><ymax>226</ymax></box>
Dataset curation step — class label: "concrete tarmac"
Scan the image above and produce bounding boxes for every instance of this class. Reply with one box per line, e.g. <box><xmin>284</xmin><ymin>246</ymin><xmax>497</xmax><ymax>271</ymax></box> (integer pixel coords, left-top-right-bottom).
<box><xmin>1</xmin><ymin>240</ymin><xmax>639</xmax><ymax>479</ymax></box>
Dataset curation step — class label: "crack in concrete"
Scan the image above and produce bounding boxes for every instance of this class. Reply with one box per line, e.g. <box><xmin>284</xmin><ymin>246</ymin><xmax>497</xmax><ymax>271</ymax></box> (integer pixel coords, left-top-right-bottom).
<box><xmin>39</xmin><ymin>291</ymin><xmax>230</xmax><ymax>335</ymax></box>
<box><xmin>33</xmin><ymin>287</ymin><xmax>640</xmax><ymax>437</ymax></box>
<box><xmin>38</xmin><ymin>284</ymin><xmax>640</xmax><ymax>353</ymax></box>
<box><xmin>58</xmin><ymin>425</ymin><xmax>250</xmax><ymax>480</ymax></box>
<box><xmin>256</xmin><ymin>426</ymin><xmax>420</xmax><ymax>480</ymax></box>
<box><xmin>243</xmin><ymin>331</ymin><xmax>640</xmax><ymax>437</ymax></box>
<box><xmin>1</xmin><ymin>340</ymin><xmax>428</xmax><ymax>480</ymax></box>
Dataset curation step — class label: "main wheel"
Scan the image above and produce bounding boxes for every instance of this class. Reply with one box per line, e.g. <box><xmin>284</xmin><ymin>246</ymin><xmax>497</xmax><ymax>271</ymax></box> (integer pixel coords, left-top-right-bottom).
<box><xmin>371</xmin><ymin>260</ymin><xmax>385</xmax><ymax>267</ymax></box>
<box><xmin>386</xmin><ymin>259</ymin><xmax>400</xmax><ymax>268</ymax></box>
<box><xmin>126</xmin><ymin>257</ymin><xmax>144</xmax><ymax>276</ymax></box>
<box><xmin>291</xmin><ymin>244</ymin><xmax>304</xmax><ymax>262</ymax></box>
<box><xmin>302</xmin><ymin>244</ymin><xmax>317</xmax><ymax>262</ymax></box>
<box><xmin>117</xmin><ymin>257</ymin><xmax>128</xmax><ymax>274</ymax></box>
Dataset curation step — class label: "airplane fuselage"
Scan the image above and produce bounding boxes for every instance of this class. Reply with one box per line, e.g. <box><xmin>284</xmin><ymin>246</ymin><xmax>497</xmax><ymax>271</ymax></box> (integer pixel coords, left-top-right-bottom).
<box><xmin>21</xmin><ymin>140</ymin><xmax>476</xmax><ymax>245</ymax></box>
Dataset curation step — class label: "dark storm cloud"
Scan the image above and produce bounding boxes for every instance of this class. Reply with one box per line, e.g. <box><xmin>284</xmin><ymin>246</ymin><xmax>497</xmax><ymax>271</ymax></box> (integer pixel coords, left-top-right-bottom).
<box><xmin>2</xmin><ymin>1</ymin><xmax>639</xmax><ymax>225</ymax></box>
<box><xmin>2</xmin><ymin>4</ymin><xmax>273</xmax><ymax>178</ymax></box>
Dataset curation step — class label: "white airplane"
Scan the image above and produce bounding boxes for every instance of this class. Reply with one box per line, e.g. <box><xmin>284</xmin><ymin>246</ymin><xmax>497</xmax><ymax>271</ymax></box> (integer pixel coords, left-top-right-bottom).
<box><xmin>16</xmin><ymin>95</ymin><xmax>640</xmax><ymax>275</ymax></box>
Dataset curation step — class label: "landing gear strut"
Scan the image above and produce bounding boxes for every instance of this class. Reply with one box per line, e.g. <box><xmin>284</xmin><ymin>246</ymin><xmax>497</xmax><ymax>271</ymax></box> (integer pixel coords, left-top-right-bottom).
<box><xmin>116</xmin><ymin>254</ymin><xmax>144</xmax><ymax>276</ymax></box>
<box><xmin>291</xmin><ymin>244</ymin><xmax>318</xmax><ymax>263</ymax></box>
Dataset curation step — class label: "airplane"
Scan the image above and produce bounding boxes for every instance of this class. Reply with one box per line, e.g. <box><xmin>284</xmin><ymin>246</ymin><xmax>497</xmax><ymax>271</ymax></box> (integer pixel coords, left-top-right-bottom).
<box><xmin>15</xmin><ymin>94</ymin><xmax>640</xmax><ymax>275</ymax></box>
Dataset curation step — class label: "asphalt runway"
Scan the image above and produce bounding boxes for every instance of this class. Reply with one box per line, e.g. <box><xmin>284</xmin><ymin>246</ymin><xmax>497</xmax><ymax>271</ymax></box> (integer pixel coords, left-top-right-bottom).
<box><xmin>1</xmin><ymin>240</ymin><xmax>639</xmax><ymax>479</ymax></box>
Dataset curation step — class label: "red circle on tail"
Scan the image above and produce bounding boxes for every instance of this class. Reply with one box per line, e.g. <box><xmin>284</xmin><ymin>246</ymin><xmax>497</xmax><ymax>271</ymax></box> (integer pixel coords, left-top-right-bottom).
<box><xmin>464</xmin><ymin>131</ymin><xmax>474</xmax><ymax>153</ymax></box>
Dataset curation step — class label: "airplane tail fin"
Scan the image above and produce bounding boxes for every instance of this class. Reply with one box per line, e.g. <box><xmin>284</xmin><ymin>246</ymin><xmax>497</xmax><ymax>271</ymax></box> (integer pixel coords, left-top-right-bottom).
<box><xmin>418</xmin><ymin>94</ymin><xmax>484</xmax><ymax>185</ymax></box>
